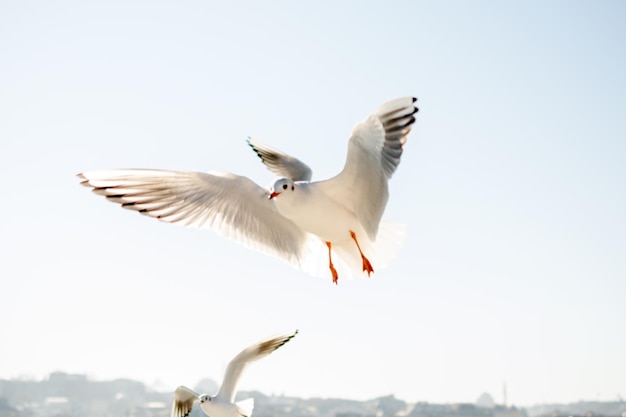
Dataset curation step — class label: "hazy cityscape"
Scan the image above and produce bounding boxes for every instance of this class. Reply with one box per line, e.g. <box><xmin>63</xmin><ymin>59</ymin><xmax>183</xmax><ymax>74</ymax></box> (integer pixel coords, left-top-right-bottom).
<box><xmin>0</xmin><ymin>372</ymin><xmax>623</xmax><ymax>417</ymax></box>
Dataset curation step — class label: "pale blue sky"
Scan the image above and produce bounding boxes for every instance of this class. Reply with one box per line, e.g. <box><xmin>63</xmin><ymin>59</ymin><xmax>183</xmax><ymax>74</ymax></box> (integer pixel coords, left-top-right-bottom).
<box><xmin>1</xmin><ymin>0</ymin><xmax>625</xmax><ymax>407</ymax></box>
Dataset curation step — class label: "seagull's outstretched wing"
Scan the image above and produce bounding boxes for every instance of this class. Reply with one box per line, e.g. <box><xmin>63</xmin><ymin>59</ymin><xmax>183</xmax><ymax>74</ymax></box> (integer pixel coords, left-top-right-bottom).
<box><xmin>317</xmin><ymin>97</ymin><xmax>418</xmax><ymax>239</ymax></box>
<box><xmin>78</xmin><ymin>169</ymin><xmax>308</xmax><ymax>265</ymax></box>
<box><xmin>247</xmin><ymin>138</ymin><xmax>313</xmax><ymax>182</ymax></box>
<box><xmin>217</xmin><ymin>330</ymin><xmax>298</xmax><ymax>402</ymax></box>
<box><xmin>171</xmin><ymin>386</ymin><xmax>199</xmax><ymax>417</ymax></box>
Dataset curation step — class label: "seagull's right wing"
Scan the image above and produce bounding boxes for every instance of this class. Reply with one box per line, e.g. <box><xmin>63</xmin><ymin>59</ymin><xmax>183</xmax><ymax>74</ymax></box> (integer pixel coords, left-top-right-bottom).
<box><xmin>171</xmin><ymin>386</ymin><xmax>199</xmax><ymax>417</ymax></box>
<box><xmin>217</xmin><ymin>330</ymin><xmax>298</xmax><ymax>402</ymax></box>
<box><xmin>247</xmin><ymin>138</ymin><xmax>313</xmax><ymax>182</ymax></box>
<box><xmin>317</xmin><ymin>97</ymin><xmax>418</xmax><ymax>239</ymax></box>
<box><xmin>78</xmin><ymin>169</ymin><xmax>308</xmax><ymax>266</ymax></box>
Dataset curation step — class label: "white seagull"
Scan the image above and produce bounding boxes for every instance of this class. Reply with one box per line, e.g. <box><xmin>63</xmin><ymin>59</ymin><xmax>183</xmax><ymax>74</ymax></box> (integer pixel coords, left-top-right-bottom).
<box><xmin>170</xmin><ymin>330</ymin><xmax>298</xmax><ymax>417</ymax></box>
<box><xmin>78</xmin><ymin>97</ymin><xmax>418</xmax><ymax>283</ymax></box>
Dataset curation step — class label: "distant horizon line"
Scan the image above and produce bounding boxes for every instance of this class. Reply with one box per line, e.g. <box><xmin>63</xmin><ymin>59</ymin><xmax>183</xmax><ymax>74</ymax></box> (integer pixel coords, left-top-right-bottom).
<box><xmin>1</xmin><ymin>371</ymin><xmax>624</xmax><ymax>409</ymax></box>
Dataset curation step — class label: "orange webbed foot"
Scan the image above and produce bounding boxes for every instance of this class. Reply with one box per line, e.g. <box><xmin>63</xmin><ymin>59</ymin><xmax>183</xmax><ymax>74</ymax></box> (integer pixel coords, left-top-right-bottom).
<box><xmin>330</xmin><ymin>264</ymin><xmax>339</xmax><ymax>284</ymax></box>
<box><xmin>350</xmin><ymin>230</ymin><xmax>374</xmax><ymax>277</ymax></box>
<box><xmin>326</xmin><ymin>241</ymin><xmax>339</xmax><ymax>285</ymax></box>
<box><xmin>362</xmin><ymin>256</ymin><xmax>374</xmax><ymax>277</ymax></box>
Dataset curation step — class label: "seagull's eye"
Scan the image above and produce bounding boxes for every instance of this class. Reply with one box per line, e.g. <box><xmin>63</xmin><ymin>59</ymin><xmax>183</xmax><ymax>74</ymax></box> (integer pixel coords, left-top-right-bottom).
<box><xmin>282</xmin><ymin>184</ymin><xmax>288</xmax><ymax>190</ymax></box>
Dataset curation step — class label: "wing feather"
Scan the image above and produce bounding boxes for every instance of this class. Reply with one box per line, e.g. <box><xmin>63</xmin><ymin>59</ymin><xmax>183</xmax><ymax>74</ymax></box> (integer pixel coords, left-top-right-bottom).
<box><xmin>316</xmin><ymin>97</ymin><xmax>418</xmax><ymax>239</ymax></box>
<box><xmin>171</xmin><ymin>386</ymin><xmax>199</xmax><ymax>417</ymax></box>
<box><xmin>217</xmin><ymin>330</ymin><xmax>298</xmax><ymax>402</ymax></box>
<box><xmin>247</xmin><ymin>138</ymin><xmax>313</xmax><ymax>182</ymax></box>
<box><xmin>78</xmin><ymin>169</ymin><xmax>308</xmax><ymax>265</ymax></box>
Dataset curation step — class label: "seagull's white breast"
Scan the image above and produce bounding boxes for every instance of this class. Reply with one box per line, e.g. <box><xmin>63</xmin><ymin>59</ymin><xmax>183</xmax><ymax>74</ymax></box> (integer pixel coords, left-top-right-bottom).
<box><xmin>273</xmin><ymin>183</ymin><xmax>362</xmax><ymax>243</ymax></box>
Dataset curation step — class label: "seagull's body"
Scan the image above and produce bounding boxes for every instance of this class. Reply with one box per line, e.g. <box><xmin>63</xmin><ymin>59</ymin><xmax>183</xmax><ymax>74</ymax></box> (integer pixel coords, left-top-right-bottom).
<box><xmin>268</xmin><ymin>179</ymin><xmax>376</xmax><ymax>280</ymax></box>
<box><xmin>79</xmin><ymin>97</ymin><xmax>418</xmax><ymax>283</ymax></box>
<box><xmin>170</xmin><ymin>330</ymin><xmax>298</xmax><ymax>417</ymax></box>
<box><xmin>272</xmin><ymin>181</ymin><xmax>361</xmax><ymax>242</ymax></box>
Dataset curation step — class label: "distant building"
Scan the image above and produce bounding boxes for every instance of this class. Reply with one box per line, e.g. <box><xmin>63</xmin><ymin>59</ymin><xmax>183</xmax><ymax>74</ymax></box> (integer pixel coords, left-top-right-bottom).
<box><xmin>410</xmin><ymin>401</ymin><xmax>527</xmax><ymax>417</ymax></box>
<box><xmin>0</xmin><ymin>397</ymin><xmax>19</xmax><ymax>417</ymax></box>
<box><xmin>476</xmin><ymin>393</ymin><xmax>495</xmax><ymax>408</ymax></box>
<box><xmin>4</xmin><ymin>373</ymin><xmax>624</xmax><ymax>417</ymax></box>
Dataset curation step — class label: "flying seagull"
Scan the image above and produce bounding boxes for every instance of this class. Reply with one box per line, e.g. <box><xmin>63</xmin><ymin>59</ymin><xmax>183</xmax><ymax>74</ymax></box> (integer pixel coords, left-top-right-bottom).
<box><xmin>78</xmin><ymin>97</ymin><xmax>418</xmax><ymax>283</ymax></box>
<box><xmin>170</xmin><ymin>330</ymin><xmax>298</xmax><ymax>417</ymax></box>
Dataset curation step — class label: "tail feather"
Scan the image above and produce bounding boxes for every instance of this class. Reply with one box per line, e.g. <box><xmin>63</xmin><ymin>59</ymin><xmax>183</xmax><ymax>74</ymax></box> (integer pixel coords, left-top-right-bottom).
<box><xmin>236</xmin><ymin>398</ymin><xmax>254</xmax><ymax>417</ymax></box>
<box><xmin>368</xmin><ymin>221</ymin><xmax>406</xmax><ymax>268</ymax></box>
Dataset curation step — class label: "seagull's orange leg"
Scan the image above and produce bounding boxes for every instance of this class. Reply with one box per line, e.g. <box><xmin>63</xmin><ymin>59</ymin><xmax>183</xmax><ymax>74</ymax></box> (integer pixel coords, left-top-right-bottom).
<box><xmin>326</xmin><ymin>241</ymin><xmax>339</xmax><ymax>284</ymax></box>
<box><xmin>350</xmin><ymin>231</ymin><xmax>374</xmax><ymax>276</ymax></box>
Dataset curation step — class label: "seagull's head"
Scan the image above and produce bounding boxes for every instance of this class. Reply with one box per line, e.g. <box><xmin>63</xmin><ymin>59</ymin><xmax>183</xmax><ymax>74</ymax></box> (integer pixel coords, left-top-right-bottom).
<box><xmin>198</xmin><ymin>394</ymin><xmax>215</xmax><ymax>414</ymax></box>
<box><xmin>269</xmin><ymin>178</ymin><xmax>295</xmax><ymax>200</ymax></box>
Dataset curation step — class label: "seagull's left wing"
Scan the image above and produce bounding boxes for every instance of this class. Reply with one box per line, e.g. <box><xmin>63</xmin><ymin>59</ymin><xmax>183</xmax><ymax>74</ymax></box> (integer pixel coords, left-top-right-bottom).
<box><xmin>171</xmin><ymin>386</ymin><xmax>199</xmax><ymax>417</ymax></box>
<box><xmin>217</xmin><ymin>330</ymin><xmax>298</xmax><ymax>402</ymax></box>
<box><xmin>247</xmin><ymin>138</ymin><xmax>313</xmax><ymax>182</ymax></box>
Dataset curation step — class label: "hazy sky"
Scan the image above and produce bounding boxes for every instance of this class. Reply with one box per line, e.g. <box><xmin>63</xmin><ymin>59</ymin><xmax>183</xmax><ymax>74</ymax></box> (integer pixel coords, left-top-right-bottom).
<box><xmin>1</xmin><ymin>0</ymin><xmax>625</xmax><ymax>408</ymax></box>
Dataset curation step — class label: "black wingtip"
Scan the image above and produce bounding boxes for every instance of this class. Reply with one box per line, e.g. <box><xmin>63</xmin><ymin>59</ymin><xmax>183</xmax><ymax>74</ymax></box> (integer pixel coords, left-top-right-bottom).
<box><xmin>246</xmin><ymin>137</ymin><xmax>257</xmax><ymax>153</ymax></box>
<box><xmin>246</xmin><ymin>138</ymin><xmax>258</xmax><ymax>152</ymax></box>
<box><xmin>279</xmin><ymin>330</ymin><xmax>299</xmax><ymax>348</ymax></box>
<box><xmin>246</xmin><ymin>140</ymin><xmax>265</xmax><ymax>162</ymax></box>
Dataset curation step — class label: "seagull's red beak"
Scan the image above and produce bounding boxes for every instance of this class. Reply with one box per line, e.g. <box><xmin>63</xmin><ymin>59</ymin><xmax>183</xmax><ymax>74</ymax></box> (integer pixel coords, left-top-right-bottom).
<box><xmin>269</xmin><ymin>191</ymin><xmax>280</xmax><ymax>199</ymax></box>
